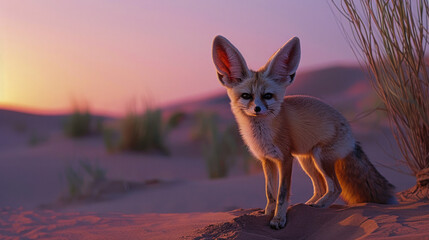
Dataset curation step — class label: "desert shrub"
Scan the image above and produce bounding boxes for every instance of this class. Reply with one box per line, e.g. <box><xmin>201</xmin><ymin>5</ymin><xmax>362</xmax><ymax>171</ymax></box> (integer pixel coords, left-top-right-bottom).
<box><xmin>193</xmin><ymin>111</ymin><xmax>255</xmax><ymax>178</ymax></box>
<box><xmin>335</xmin><ymin>0</ymin><xmax>429</xmax><ymax>201</ymax></box>
<box><xmin>28</xmin><ymin>131</ymin><xmax>49</xmax><ymax>146</ymax></box>
<box><xmin>166</xmin><ymin>111</ymin><xmax>186</xmax><ymax>131</ymax></box>
<box><xmin>64</xmin><ymin>160</ymin><xmax>106</xmax><ymax>199</ymax></box>
<box><xmin>64</xmin><ymin>165</ymin><xmax>84</xmax><ymax>198</ymax></box>
<box><xmin>64</xmin><ymin>107</ymin><xmax>92</xmax><ymax>138</ymax></box>
<box><xmin>103</xmin><ymin>127</ymin><xmax>120</xmax><ymax>153</ymax></box>
<box><xmin>80</xmin><ymin>161</ymin><xmax>106</xmax><ymax>182</ymax></box>
<box><xmin>119</xmin><ymin>108</ymin><xmax>168</xmax><ymax>154</ymax></box>
<box><xmin>203</xmin><ymin>123</ymin><xmax>238</xmax><ymax>178</ymax></box>
<box><xmin>102</xmin><ymin>107</ymin><xmax>181</xmax><ymax>154</ymax></box>
<box><xmin>240</xmin><ymin>142</ymin><xmax>259</xmax><ymax>174</ymax></box>
<box><xmin>191</xmin><ymin>111</ymin><xmax>219</xmax><ymax>141</ymax></box>
<box><xmin>94</xmin><ymin>117</ymin><xmax>104</xmax><ymax>135</ymax></box>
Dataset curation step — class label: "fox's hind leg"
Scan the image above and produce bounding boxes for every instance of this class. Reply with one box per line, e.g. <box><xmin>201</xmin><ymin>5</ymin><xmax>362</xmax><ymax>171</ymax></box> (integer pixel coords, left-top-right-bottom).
<box><xmin>310</xmin><ymin>148</ymin><xmax>342</xmax><ymax>208</ymax></box>
<box><xmin>262</xmin><ymin>159</ymin><xmax>278</xmax><ymax>216</ymax></box>
<box><xmin>296</xmin><ymin>155</ymin><xmax>327</xmax><ymax>204</ymax></box>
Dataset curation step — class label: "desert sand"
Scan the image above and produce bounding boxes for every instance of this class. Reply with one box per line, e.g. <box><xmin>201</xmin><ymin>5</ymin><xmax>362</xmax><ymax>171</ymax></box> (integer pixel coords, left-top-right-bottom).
<box><xmin>2</xmin><ymin>202</ymin><xmax>429</xmax><ymax>239</ymax></box>
<box><xmin>1</xmin><ymin>66</ymin><xmax>427</xmax><ymax>239</ymax></box>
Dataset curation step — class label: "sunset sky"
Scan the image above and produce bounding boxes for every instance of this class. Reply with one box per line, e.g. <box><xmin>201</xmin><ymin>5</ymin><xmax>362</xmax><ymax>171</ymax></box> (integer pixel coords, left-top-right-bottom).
<box><xmin>0</xmin><ymin>1</ymin><xmax>358</xmax><ymax>116</ymax></box>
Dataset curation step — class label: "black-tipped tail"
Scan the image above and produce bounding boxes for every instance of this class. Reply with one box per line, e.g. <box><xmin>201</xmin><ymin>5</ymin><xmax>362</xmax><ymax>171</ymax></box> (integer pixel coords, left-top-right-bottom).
<box><xmin>335</xmin><ymin>143</ymin><xmax>396</xmax><ymax>204</ymax></box>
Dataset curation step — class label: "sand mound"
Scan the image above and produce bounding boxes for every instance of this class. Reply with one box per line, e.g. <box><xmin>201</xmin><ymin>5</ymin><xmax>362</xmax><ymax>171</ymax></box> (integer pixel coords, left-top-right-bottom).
<box><xmin>190</xmin><ymin>202</ymin><xmax>429</xmax><ymax>240</ymax></box>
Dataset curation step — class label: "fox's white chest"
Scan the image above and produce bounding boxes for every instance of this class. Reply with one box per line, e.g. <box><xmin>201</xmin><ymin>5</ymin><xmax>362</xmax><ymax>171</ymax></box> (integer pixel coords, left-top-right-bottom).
<box><xmin>238</xmin><ymin>118</ymin><xmax>283</xmax><ymax>161</ymax></box>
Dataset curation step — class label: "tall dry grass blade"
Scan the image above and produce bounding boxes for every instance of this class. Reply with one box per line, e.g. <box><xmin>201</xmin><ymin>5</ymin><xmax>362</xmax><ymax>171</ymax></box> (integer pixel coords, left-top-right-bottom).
<box><xmin>333</xmin><ymin>0</ymin><xmax>429</xmax><ymax>201</ymax></box>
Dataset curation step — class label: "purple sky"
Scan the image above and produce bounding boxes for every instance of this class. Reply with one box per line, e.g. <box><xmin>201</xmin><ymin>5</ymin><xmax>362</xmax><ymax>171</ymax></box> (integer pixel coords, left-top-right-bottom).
<box><xmin>0</xmin><ymin>0</ymin><xmax>358</xmax><ymax>116</ymax></box>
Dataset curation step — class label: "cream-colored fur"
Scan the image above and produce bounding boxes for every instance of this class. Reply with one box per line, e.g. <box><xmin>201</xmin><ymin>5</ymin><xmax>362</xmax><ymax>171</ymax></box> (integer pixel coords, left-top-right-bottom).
<box><xmin>212</xmin><ymin>35</ymin><xmax>395</xmax><ymax>230</ymax></box>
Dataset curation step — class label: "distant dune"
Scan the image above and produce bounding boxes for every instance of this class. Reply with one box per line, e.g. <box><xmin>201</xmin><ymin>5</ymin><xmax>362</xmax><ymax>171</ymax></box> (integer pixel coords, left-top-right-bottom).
<box><xmin>0</xmin><ymin>109</ymin><xmax>66</xmax><ymax>129</ymax></box>
<box><xmin>288</xmin><ymin>65</ymin><xmax>367</xmax><ymax>98</ymax></box>
<box><xmin>164</xmin><ymin>65</ymin><xmax>372</xmax><ymax>119</ymax></box>
<box><xmin>0</xmin><ymin>65</ymin><xmax>370</xmax><ymax>121</ymax></box>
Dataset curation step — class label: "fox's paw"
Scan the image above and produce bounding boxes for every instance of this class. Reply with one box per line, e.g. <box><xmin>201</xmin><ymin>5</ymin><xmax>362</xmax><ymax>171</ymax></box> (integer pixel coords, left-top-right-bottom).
<box><xmin>309</xmin><ymin>201</ymin><xmax>328</xmax><ymax>208</ymax></box>
<box><xmin>270</xmin><ymin>216</ymin><xmax>286</xmax><ymax>230</ymax></box>
<box><xmin>264</xmin><ymin>203</ymin><xmax>276</xmax><ymax>216</ymax></box>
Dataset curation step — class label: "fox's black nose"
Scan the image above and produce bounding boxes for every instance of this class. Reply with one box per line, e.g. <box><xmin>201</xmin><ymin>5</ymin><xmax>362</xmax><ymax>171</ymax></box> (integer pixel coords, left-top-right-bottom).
<box><xmin>254</xmin><ymin>106</ymin><xmax>261</xmax><ymax>112</ymax></box>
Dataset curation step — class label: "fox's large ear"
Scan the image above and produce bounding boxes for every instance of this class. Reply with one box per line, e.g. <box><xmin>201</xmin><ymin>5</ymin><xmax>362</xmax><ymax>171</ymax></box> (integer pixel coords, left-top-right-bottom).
<box><xmin>262</xmin><ymin>37</ymin><xmax>300</xmax><ymax>85</ymax></box>
<box><xmin>212</xmin><ymin>35</ymin><xmax>250</xmax><ymax>88</ymax></box>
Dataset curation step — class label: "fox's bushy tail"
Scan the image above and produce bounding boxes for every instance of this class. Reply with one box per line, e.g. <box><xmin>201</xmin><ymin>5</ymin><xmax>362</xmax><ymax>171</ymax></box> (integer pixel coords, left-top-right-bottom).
<box><xmin>335</xmin><ymin>142</ymin><xmax>397</xmax><ymax>204</ymax></box>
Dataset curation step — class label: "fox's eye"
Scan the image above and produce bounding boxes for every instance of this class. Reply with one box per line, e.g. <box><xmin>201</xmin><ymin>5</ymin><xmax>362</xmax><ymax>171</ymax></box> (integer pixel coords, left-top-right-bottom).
<box><xmin>263</xmin><ymin>93</ymin><xmax>273</xmax><ymax>100</ymax></box>
<box><xmin>241</xmin><ymin>93</ymin><xmax>252</xmax><ymax>100</ymax></box>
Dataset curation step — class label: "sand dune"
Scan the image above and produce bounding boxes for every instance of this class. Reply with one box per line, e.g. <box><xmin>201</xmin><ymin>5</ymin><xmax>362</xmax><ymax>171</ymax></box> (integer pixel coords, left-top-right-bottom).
<box><xmin>0</xmin><ymin>207</ymin><xmax>234</xmax><ymax>239</ymax></box>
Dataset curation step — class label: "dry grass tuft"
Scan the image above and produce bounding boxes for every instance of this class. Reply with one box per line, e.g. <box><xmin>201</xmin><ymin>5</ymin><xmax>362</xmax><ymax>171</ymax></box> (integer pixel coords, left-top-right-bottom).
<box><xmin>63</xmin><ymin>160</ymin><xmax>106</xmax><ymax>199</ymax></box>
<box><xmin>119</xmin><ymin>107</ymin><xmax>169</xmax><ymax>154</ymax></box>
<box><xmin>334</xmin><ymin>0</ymin><xmax>429</xmax><ymax>200</ymax></box>
<box><xmin>64</xmin><ymin>104</ymin><xmax>92</xmax><ymax>138</ymax></box>
<box><xmin>192</xmin><ymin>111</ymin><xmax>255</xmax><ymax>179</ymax></box>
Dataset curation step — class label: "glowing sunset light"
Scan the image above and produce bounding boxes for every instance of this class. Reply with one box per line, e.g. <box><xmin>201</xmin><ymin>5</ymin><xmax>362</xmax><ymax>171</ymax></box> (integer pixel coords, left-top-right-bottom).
<box><xmin>0</xmin><ymin>1</ymin><xmax>358</xmax><ymax>116</ymax></box>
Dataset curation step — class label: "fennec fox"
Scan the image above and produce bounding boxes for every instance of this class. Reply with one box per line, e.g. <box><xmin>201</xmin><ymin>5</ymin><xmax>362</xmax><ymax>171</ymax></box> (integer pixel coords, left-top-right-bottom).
<box><xmin>212</xmin><ymin>35</ymin><xmax>396</xmax><ymax>229</ymax></box>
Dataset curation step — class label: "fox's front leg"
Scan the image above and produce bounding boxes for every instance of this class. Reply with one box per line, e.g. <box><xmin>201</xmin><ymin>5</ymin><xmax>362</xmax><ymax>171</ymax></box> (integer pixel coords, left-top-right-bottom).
<box><xmin>270</xmin><ymin>155</ymin><xmax>293</xmax><ymax>230</ymax></box>
<box><xmin>262</xmin><ymin>159</ymin><xmax>277</xmax><ymax>216</ymax></box>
